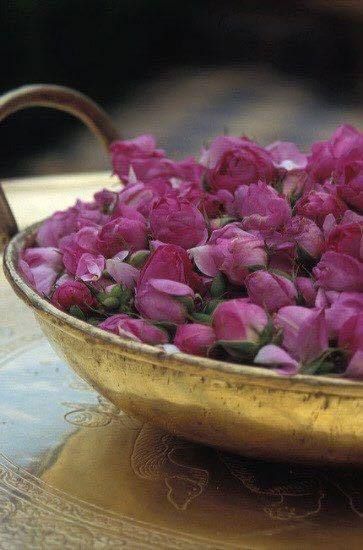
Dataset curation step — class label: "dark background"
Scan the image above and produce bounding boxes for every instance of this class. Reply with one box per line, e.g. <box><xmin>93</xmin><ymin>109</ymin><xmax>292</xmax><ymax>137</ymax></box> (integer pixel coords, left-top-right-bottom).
<box><xmin>1</xmin><ymin>0</ymin><xmax>363</xmax><ymax>177</ymax></box>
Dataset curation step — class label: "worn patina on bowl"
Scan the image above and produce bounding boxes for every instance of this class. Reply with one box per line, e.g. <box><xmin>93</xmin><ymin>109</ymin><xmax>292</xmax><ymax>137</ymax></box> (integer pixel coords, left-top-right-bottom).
<box><xmin>2</xmin><ymin>85</ymin><xmax>363</xmax><ymax>466</ymax></box>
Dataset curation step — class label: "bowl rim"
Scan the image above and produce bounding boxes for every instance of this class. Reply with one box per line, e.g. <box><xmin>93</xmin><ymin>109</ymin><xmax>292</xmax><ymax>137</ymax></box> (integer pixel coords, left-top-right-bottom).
<box><xmin>4</xmin><ymin>221</ymin><xmax>363</xmax><ymax>397</ymax></box>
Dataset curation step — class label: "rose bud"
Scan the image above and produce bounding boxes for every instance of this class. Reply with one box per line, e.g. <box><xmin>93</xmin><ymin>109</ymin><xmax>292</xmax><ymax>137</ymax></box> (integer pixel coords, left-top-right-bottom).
<box><xmin>295</xmin><ymin>189</ymin><xmax>347</xmax><ymax>226</ymax></box>
<box><xmin>174</xmin><ymin>324</ymin><xmax>216</xmax><ymax>356</ymax></box>
<box><xmin>51</xmin><ymin>280</ymin><xmax>96</xmax><ymax>313</ymax></box>
<box><xmin>200</xmin><ymin>135</ymin><xmax>276</xmax><ymax>192</ymax></box>
<box><xmin>285</xmin><ymin>216</ymin><xmax>324</xmax><ymax>259</ymax></box>
<box><xmin>313</xmin><ymin>252</ymin><xmax>363</xmax><ymax>292</ymax></box>
<box><xmin>136</xmin><ymin>278</ymin><xmax>194</xmax><ymax>324</ymax></box>
<box><xmin>246</xmin><ymin>271</ymin><xmax>297</xmax><ymax>313</ymax></box>
<box><xmin>96</xmin><ymin>216</ymin><xmax>148</xmax><ymax>258</ymax></box>
<box><xmin>110</xmin><ymin>134</ymin><xmax>165</xmax><ymax>181</ymax></box>
<box><xmin>254</xmin><ymin>344</ymin><xmax>299</xmax><ymax>375</ymax></box>
<box><xmin>19</xmin><ymin>247</ymin><xmax>63</xmax><ymax>297</ymax></box>
<box><xmin>325</xmin><ymin>221</ymin><xmax>363</xmax><ymax>260</ymax></box>
<box><xmin>213</xmin><ymin>299</ymin><xmax>269</xmax><ymax>359</ymax></box>
<box><xmin>100</xmin><ymin>314</ymin><xmax>168</xmax><ymax>345</ymax></box>
<box><xmin>325</xmin><ymin>292</ymin><xmax>363</xmax><ymax>338</ymax></box>
<box><xmin>338</xmin><ymin>312</ymin><xmax>363</xmax><ymax>358</ymax></box>
<box><xmin>337</xmin><ymin>160</ymin><xmax>363</xmax><ymax>213</ymax></box>
<box><xmin>295</xmin><ymin>277</ymin><xmax>317</xmax><ymax>307</ymax></box>
<box><xmin>275</xmin><ymin>306</ymin><xmax>328</xmax><ymax>365</ymax></box>
<box><xmin>76</xmin><ymin>253</ymin><xmax>105</xmax><ymax>282</ymax></box>
<box><xmin>106</xmin><ymin>254</ymin><xmax>140</xmax><ymax>289</ymax></box>
<box><xmin>59</xmin><ymin>226</ymin><xmax>99</xmax><ymax>275</ymax></box>
<box><xmin>129</xmin><ymin>250</ymin><xmax>150</xmax><ymax>268</ymax></box>
<box><xmin>345</xmin><ymin>350</ymin><xmax>363</xmax><ymax>379</ymax></box>
<box><xmin>266</xmin><ymin>140</ymin><xmax>307</xmax><ymax>171</ymax></box>
<box><xmin>150</xmin><ymin>197</ymin><xmax>208</xmax><ymax>249</ymax></box>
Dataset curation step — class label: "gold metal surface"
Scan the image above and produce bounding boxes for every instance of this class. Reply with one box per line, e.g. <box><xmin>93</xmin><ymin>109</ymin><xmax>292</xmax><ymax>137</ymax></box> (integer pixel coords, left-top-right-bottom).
<box><xmin>0</xmin><ymin>267</ymin><xmax>363</xmax><ymax>548</ymax></box>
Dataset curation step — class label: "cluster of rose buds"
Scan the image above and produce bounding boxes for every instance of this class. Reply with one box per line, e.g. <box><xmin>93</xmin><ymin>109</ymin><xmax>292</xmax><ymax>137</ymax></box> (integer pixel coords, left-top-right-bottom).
<box><xmin>19</xmin><ymin>126</ymin><xmax>363</xmax><ymax>378</ymax></box>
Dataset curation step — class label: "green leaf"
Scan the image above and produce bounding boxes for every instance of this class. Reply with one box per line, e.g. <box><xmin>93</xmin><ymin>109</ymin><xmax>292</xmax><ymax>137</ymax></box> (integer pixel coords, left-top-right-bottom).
<box><xmin>217</xmin><ymin>340</ymin><xmax>260</xmax><ymax>362</ymax></box>
<box><xmin>189</xmin><ymin>312</ymin><xmax>212</xmax><ymax>325</ymax></box>
<box><xmin>210</xmin><ymin>273</ymin><xmax>226</xmax><ymax>298</ymax></box>
<box><xmin>69</xmin><ymin>305</ymin><xmax>86</xmax><ymax>320</ymax></box>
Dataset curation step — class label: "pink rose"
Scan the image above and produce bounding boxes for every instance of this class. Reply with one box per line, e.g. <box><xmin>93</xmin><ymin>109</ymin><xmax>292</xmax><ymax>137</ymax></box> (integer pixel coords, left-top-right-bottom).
<box><xmin>285</xmin><ymin>216</ymin><xmax>324</xmax><ymax>259</ymax></box>
<box><xmin>135</xmin><ymin>244</ymin><xmax>202</xmax><ymax>323</ymax></box>
<box><xmin>254</xmin><ymin>344</ymin><xmax>299</xmax><ymax>375</ymax></box>
<box><xmin>59</xmin><ymin>226</ymin><xmax>99</xmax><ymax>275</ymax></box>
<box><xmin>174</xmin><ymin>324</ymin><xmax>216</xmax><ymax>356</ymax></box>
<box><xmin>110</xmin><ymin>134</ymin><xmax>165</xmax><ymax>181</ymax></box>
<box><xmin>295</xmin><ymin>189</ymin><xmax>347</xmax><ymax>226</ymax></box>
<box><xmin>93</xmin><ymin>188</ymin><xmax>118</xmax><ymax>211</ymax></box>
<box><xmin>150</xmin><ymin>197</ymin><xmax>208</xmax><ymax>249</ymax></box>
<box><xmin>51</xmin><ymin>280</ymin><xmax>96</xmax><ymax>312</ymax></box>
<box><xmin>295</xmin><ymin>277</ymin><xmax>317</xmax><ymax>307</ymax></box>
<box><xmin>234</xmin><ymin>181</ymin><xmax>291</xmax><ymax>230</ymax></box>
<box><xmin>345</xmin><ymin>350</ymin><xmax>363</xmax><ymax>379</ymax></box>
<box><xmin>336</xmin><ymin>160</ymin><xmax>363</xmax><ymax>213</ymax></box>
<box><xmin>325</xmin><ymin>221</ymin><xmax>363</xmax><ymax>260</ymax></box>
<box><xmin>105</xmin><ymin>253</ymin><xmax>140</xmax><ymax>289</ymax></box>
<box><xmin>100</xmin><ymin>314</ymin><xmax>168</xmax><ymax>345</ymax></box>
<box><xmin>19</xmin><ymin>247</ymin><xmax>63</xmax><ymax>297</ymax></box>
<box><xmin>325</xmin><ymin>292</ymin><xmax>363</xmax><ymax>338</ymax></box>
<box><xmin>338</xmin><ymin>313</ymin><xmax>363</xmax><ymax>357</ymax></box>
<box><xmin>275</xmin><ymin>306</ymin><xmax>328</xmax><ymax>364</ymax></box>
<box><xmin>213</xmin><ymin>299</ymin><xmax>268</xmax><ymax>343</ymax></box>
<box><xmin>246</xmin><ymin>271</ymin><xmax>297</xmax><ymax>313</ymax></box>
<box><xmin>313</xmin><ymin>252</ymin><xmax>363</xmax><ymax>292</ymax></box>
<box><xmin>96</xmin><ymin>216</ymin><xmax>147</xmax><ymax>258</ymax></box>
<box><xmin>266</xmin><ymin>141</ymin><xmax>307</xmax><ymax>170</ymax></box>
<box><xmin>201</xmin><ymin>136</ymin><xmax>276</xmax><ymax>192</ymax></box>
<box><xmin>76</xmin><ymin>253</ymin><xmax>105</xmax><ymax>282</ymax></box>
<box><xmin>281</xmin><ymin>169</ymin><xmax>310</xmax><ymax>200</ymax></box>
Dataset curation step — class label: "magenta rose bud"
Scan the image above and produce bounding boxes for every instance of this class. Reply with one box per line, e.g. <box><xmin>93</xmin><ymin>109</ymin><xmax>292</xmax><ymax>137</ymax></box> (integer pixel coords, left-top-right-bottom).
<box><xmin>201</xmin><ymin>135</ymin><xmax>276</xmax><ymax>192</ymax></box>
<box><xmin>150</xmin><ymin>197</ymin><xmax>208</xmax><ymax>249</ymax></box>
<box><xmin>295</xmin><ymin>277</ymin><xmax>317</xmax><ymax>307</ymax></box>
<box><xmin>110</xmin><ymin>134</ymin><xmax>165</xmax><ymax>180</ymax></box>
<box><xmin>19</xmin><ymin>247</ymin><xmax>63</xmax><ymax>297</ymax></box>
<box><xmin>96</xmin><ymin>216</ymin><xmax>147</xmax><ymax>258</ymax></box>
<box><xmin>51</xmin><ymin>280</ymin><xmax>96</xmax><ymax>312</ymax></box>
<box><xmin>295</xmin><ymin>189</ymin><xmax>347</xmax><ymax>226</ymax></box>
<box><xmin>285</xmin><ymin>216</ymin><xmax>324</xmax><ymax>259</ymax></box>
<box><xmin>246</xmin><ymin>271</ymin><xmax>297</xmax><ymax>313</ymax></box>
<box><xmin>275</xmin><ymin>306</ymin><xmax>328</xmax><ymax>364</ymax></box>
<box><xmin>313</xmin><ymin>251</ymin><xmax>363</xmax><ymax>292</ymax></box>
<box><xmin>337</xmin><ymin>160</ymin><xmax>363</xmax><ymax>213</ymax></box>
<box><xmin>325</xmin><ymin>221</ymin><xmax>363</xmax><ymax>260</ymax></box>
<box><xmin>325</xmin><ymin>292</ymin><xmax>363</xmax><ymax>338</ymax></box>
<box><xmin>213</xmin><ymin>299</ymin><xmax>268</xmax><ymax>344</ymax></box>
<box><xmin>338</xmin><ymin>312</ymin><xmax>363</xmax><ymax>358</ymax></box>
<box><xmin>174</xmin><ymin>324</ymin><xmax>216</xmax><ymax>356</ymax></box>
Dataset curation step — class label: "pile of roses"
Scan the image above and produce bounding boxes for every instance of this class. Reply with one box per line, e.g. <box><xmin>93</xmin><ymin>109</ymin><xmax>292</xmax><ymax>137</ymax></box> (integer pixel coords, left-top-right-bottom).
<box><xmin>19</xmin><ymin>126</ymin><xmax>363</xmax><ymax>378</ymax></box>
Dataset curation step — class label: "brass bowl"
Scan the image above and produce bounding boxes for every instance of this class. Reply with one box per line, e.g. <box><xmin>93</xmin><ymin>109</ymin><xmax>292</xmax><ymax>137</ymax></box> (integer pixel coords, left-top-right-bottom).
<box><xmin>2</xmin><ymin>85</ymin><xmax>363</xmax><ymax>466</ymax></box>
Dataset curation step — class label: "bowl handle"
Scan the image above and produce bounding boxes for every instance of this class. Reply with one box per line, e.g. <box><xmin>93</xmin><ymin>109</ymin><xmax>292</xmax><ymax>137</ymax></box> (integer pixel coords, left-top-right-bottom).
<box><xmin>0</xmin><ymin>84</ymin><xmax>120</xmax><ymax>249</ymax></box>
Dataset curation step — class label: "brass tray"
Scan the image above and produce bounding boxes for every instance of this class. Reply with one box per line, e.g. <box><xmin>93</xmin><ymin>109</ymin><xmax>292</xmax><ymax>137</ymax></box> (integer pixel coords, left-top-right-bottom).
<box><xmin>1</xmin><ymin>85</ymin><xmax>363</xmax><ymax>467</ymax></box>
<box><xmin>1</xmin><ymin>267</ymin><xmax>363</xmax><ymax>548</ymax></box>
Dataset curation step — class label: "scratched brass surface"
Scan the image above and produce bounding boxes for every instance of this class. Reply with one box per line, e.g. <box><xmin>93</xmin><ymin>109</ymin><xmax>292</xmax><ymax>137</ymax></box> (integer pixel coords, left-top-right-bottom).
<box><xmin>0</xmin><ymin>267</ymin><xmax>363</xmax><ymax>549</ymax></box>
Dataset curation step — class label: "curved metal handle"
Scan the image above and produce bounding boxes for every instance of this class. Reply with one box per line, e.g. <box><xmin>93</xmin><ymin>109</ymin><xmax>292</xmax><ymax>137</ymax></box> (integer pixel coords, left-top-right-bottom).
<box><xmin>0</xmin><ymin>84</ymin><xmax>120</xmax><ymax>249</ymax></box>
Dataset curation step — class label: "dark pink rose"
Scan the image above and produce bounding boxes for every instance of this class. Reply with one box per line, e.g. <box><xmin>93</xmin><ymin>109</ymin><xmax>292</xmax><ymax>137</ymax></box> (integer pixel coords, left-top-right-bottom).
<box><xmin>19</xmin><ymin>247</ymin><xmax>63</xmax><ymax>297</ymax></box>
<box><xmin>135</xmin><ymin>244</ymin><xmax>202</xmax><ymax>323</ymax></box>
<box><xmin>254</xmin><ymin>344</ymin><xmax>299</xmax><ymax>375</ymax></box>
<box><xmin>336</xmin><ymin>160</ymin><xmax>363</xmax><ymax>213</ymax></box>
<box><xmin>150</xmin><ymin>197</ymin><xmax>208</xmax><ymax>249</ymax></box>
<box><xmin>325</xmin><ymin>221</ymin><xmax>363</xmax><ymax>260</ymax></box>
<box><xmin>275</xmin><ymin>306</ymin><xmax>328</xmax><ymax>364</ymax></box>
<box><xmin>110</xmin><ymin>134</ymin><xmax>165</xmax><ymax>181</ymax></box>
<box><xmin>96</xmin><ymin>216</ymin><xmax>147</xmax><ymax>258</ymax></box>
<box><xmin>266</xmin><ymin>141</ymin><xmax>307</xmax><ymax>170</ymax></box>
<box><xmin>59</xmin><ymin>226</ymin><xmax>99</xmax><ymax>275</ymax></box>
<box><xmin>285</xmin><ymin>216</ymin><xmax>324</xmax><ymax>259</ymax></box>
<box><xmin>100</xmin><ymin>314</ymin><xmax>168</xmax><ymax>345</ymax></box>
<box><xmin>213</xmin><ymin>299</ymin><xmax>268</xmax><ymax>343</ymax></box>
<box><xmin>234</xmin><ymin>181</ymin><xmax>291</xmax><ymax>230</ymax></box>
<box><xmin>174</xmin><ymin>324</ymin><xmax>216</xmax><ymax>356</ymax></box>
<box><xmin>246</xmin><ymin>271</ymin><xmax>297</xmax><ymax>313</ymax></box>
<box><xmin>201</xmin><ymin>136</ymin><xmax>276</xmax><ymax>192</ymax></box>
<box><xmin>295</xmin><ymin>189</ymin><xmax>347</xmax><ymax>226</ymax></box>
<box><xmin>338</xmin><ymin>312</ymin><xmax>363</xmax><ymax>357</ymax></box>
<box><xmin>51</xmin><ymin>280</ymin><xmax>96</xmax><ymax>312</ymax></box>
<box><xmin>313</xmin><ymin>252</ymin><xmax>363</xmax><ymax>292</ymax></box>
<box><xmin>76</xmin><ymin>253</ymin><xmax>105</xmax><ymax>282</ymax></box>
<box><xmin>295</xmin><ymin>277</ymin><xmax>317</xmax><ymax>307</ymax></box>
<box><xmin>325</xmin><ymin>292</ymin><xmax>363</xmax><ymax>338</ymax></box>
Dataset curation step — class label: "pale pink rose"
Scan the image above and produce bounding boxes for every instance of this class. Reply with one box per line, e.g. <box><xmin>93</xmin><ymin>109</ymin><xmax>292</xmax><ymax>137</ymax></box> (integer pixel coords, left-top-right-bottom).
<box><xmin>234</xmin><ymin>181</ymin><xmax>291</xmax><ymax>231</ymax></box>
<box><xmin>281</xmin><ymin>169</ymin><xmax>310</xmax><ymax>199</ymax></box>
<box><xmin>150</xmin><ymin>197</ymin><xmax>208</xmax><ymax>249</ymax></box>
<box><xmin>266</xmin><ymin>141</ymin><xmax>307</xmax><ymax>170</ymax></box>
<box><xmin>295</xmin><ymin>189</ymin><xmax>347</xmax><ymax>226</ymax></box>
<box><xmin>254</xmin><ymin>344</ymin><xmax>299</xmax><ymax>375</ymax></box>
<box><xmin>338</xmin><ymin>312</ymin><xmax>363</xmax><ymax>357</ymax></box>
<box><xmin>295</xmin><ymin>277</ymin><xmax>317</xmax><ymax>307</ymax></box>
<box><xmin>51</xmin><ymin>280</ymin><xmax>96</xmax><ymax>312</ymax></box>
<box><xmin>345</xmin><ymin>350</ymin><xmax>363</xmax><ymax>379</ymax></box>
<box><xmin>76</xmin><ymin>253</ymin><xmax>105</xmax><ymax>282</ymax></box>
<box><xmin>275</xmin><ymin>306</ymin><xmax>328</xmax><ymax>364</ymax></box>
<box><xmin>19</xmin><ymin>247</ymin><xmax>63</xmax><ymax>297</ymax></box>
<box><xmin>325</xmin><ymin>292</ymin><xmax>363</xmax><ymax>338</ymax></box>
<box><xmin>285</xmin><ymin>216</ymin><xmax>324</xmax><ymax>259</ymax></box>
<box><xmin>99</xmin><ymin>314</ymin><xmax>169</xmax><ymax>345</ymax></box>
<box><xmin>313</xmin><ymin>252</ymin><xmax>363</xmax><ymax>292</ymax></box>
<box><xmin>106</xmin><ymin>254</ymin><xmax>140</xmax><ymax>289</ymax></box>
<box><xmin>246</xmin><ymin>271</ymin><xmax>297</xmax><ymax>313</ymax></box>
<box><xmin>96</xmin><ymin>216</ymin><xmax>147</xmax><ymax>258</ymax></box>
<box><xmin>59</xmin><ymin>226</ymin><xmax>99</xmax><ymax>275</ymax></box>
<box><xmin>174</xmin><ymin>324</ymin><xmax>216</xmax><ymax>356</ymax></box>
<box><xmin>201</xmin><ymin>135</ymin><xmax>276</xmax><ymax>192</ymax></box>
<box><xmin>213</xmin><ymin>299</ymin><xmax>268</xmax><ymax>343</ymax></box>
<box><xmin>325</xmin><ymin>221</ymin><xmax>363</xmax><ymax>260</ymax></box>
